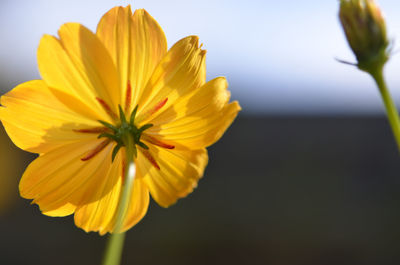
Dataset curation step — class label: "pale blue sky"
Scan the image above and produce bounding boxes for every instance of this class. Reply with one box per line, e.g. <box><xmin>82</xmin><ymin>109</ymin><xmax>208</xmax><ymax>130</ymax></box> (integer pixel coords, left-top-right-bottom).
<box><xmin>1</xmin><ymin>0</ymin><xmax>400</xmax><ymax>114</ymax></box>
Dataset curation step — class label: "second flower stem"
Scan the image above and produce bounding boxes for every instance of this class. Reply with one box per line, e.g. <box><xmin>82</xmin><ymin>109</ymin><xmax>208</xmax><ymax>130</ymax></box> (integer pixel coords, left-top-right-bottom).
<box><xmin>371</xmin><ymin>67</ymin><xmax>400</xmax><ymax>151</ymax></box>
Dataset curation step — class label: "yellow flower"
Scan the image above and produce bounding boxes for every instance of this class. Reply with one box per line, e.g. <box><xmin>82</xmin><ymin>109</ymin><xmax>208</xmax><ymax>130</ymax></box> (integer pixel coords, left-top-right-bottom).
<box><xmin>0</xmin><ymin>6</ymin><xmax>240</xmax><ymax>234</ymax></box>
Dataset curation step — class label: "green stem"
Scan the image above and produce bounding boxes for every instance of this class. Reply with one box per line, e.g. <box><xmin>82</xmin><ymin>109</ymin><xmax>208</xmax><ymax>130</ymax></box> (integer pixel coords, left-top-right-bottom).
<box><xmin>102</xmin><ymin>233</ymin><xmax>126</xmax><ymax>265</ymax></box>
<box><xmin>102</xmin><ymin>136</ymin><xmax>136</xmax><ymax>265</ymax></box>
<box><xmin>370</xmin><ymin>67</ymin><xmax>400</xmax><ymax>151</ymax></box>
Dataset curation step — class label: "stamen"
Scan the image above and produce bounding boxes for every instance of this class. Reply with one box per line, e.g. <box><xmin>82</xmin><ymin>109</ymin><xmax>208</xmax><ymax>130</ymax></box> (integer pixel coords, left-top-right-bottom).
<box><xmin>96</xmin><ymin>97</ymin><xmax>118</xmax><ymax>120</ymax></box>
<box><xmin>125</xmin><ymin>80</ymin><xmax>132</xmax><ymax>112</ymax></box>
<box><xmin>140</xmin><ymin>148</ymin><xmax>160</xmax><ymax>170</ymax></box>
<box><xmin>73</xmin><ymin>127</ymin><xmax>109</xmax><ymax>134</ymax></box>
<box><xmin>137</xmin><ymin>98</ymin><xmax>168</xmax><ymax>122</ymax></box>
<box><xmin>142</xmin><ymin>134</ymin><xmax>175</xmax><ymax>149</ymax></box>
<box><xmin>81</xmin><ymin>139</ymin><xmax>111</xmax><ymax>161</ymax></box>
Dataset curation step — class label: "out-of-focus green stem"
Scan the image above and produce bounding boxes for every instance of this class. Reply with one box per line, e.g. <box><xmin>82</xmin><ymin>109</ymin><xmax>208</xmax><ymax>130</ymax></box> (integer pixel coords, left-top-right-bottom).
<box><xmin>370</xmin><ymin>67</ymin><xmax>400</xmax><ymax>151</ymax></box>
<box><xmin>102</xmin><ymin>136</ymin><xmax>136</xmax><ymax>265</ymax></box>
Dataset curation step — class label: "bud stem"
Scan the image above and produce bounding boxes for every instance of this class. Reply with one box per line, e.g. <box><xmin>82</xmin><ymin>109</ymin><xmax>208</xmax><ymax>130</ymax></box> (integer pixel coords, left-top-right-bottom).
<box><xmin>370</xmin><ymin>67</ymin><xmax>400</xmax><ymax>151</ymax></box>
<box><xmin>102</xmin><ymin>136</ymin><xmax>136</xmax><ymax>265</ymax></box>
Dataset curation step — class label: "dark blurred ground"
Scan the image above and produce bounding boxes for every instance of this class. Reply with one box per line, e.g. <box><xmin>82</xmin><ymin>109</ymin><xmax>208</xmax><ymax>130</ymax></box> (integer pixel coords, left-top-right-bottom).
<box><xmin>1</xmin><ymin>115</ymin><xmax>400</xmax><ymax>265</ymax></box>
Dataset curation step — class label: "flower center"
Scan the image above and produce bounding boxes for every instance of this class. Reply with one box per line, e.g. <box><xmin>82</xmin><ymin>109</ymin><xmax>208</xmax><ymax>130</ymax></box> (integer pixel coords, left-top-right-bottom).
<box><xmin>98</xmin><ymin>105</ymin><xmax>153</xmax><ymax>161</ymax></box>
<box><xmin>74</xmin><ymin>81</ymin><xmax>174</xmax><ymax>169</ymax></box>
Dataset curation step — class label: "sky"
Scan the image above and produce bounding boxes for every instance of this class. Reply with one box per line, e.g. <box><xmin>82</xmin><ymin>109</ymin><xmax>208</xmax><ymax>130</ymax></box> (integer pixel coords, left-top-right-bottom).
<box><xmin>2</xmin><ymin>0</ymin><xmax>400</xmax><ymax>115</ymax></box>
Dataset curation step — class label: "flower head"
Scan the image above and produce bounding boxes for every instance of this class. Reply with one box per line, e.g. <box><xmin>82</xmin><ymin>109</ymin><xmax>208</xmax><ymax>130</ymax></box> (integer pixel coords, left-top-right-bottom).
<box><xmin>0</xmin><ymin>6</ymin><xmax>240</xmax><ymax>234</ymax></box>
<box><xmin>339</xmin><ymin>0</ymin><xmax>390</xmax><ymax>72</ymax></box>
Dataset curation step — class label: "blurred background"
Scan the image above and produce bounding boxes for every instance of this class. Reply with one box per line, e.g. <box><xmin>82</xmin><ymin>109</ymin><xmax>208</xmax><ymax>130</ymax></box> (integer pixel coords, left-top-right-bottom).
<box><xmin>2</xmin><ymin>0</ymin><xmax>400</xmax><ymax>264</ymax></box>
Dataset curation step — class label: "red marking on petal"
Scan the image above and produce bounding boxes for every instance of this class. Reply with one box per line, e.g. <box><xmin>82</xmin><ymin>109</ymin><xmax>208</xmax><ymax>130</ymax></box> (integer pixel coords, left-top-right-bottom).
<box><xmin>96</xmin><ymin>97</ymin><xmax>118</xmax><ymax>120</ymax></box>
<box><xmin>121</xmin><ymin>156</ymin><xmax>126</xmax><ymax>183</ymax></box>
<box><xmin>81</xmin><ymin>139</ymin><xmax>111</xmax><ymax>161</ymax></box>
<box><xmin>73</xmin><ymin>127</ymin><xmax>109</xmax><ymax>134</ymax></box>
<box><xmin>142</xmin><ymin>134</ymin><xmax>175</xmax><ymax>149</ymax></box>
<box><xmin>138</xmin><ymin>98</ymin><xmax>168</xmax><ymax>122</ymax></box>
<box><xmin>150</xmin><ymin>98</ymin><xmax>168</xmax><ymax>116</ymax></box>
<box><xmin>141</xmin><ymin>149</ymin><xmax>160</xmax><ymax>170</ymax></box>
<box><xmin>125</xmin><ymin>80</ymin><xmax>132</xmax><ymax>112</ymax></box>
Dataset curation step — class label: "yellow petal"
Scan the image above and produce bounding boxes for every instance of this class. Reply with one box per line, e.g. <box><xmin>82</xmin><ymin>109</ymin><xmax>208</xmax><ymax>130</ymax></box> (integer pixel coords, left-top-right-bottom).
<box><xmin>19</xmin><ymin>139</ymin><xmax>116</xmax><ymax>216</ymax></box>
<box><xmin>138</xmin><ymin>145</ymin><xmax>208</xmax><ymax>207</ymax></box>
<box><xmin>136</xmin><ymin>36</ymin><xmax>206</xmax><ymax>122</ymax></box>
<box><xmin>75</xmin><ymin>176</ymin><xmax>122</xmax><ymax>234</ymax></box>
<box><xmin>75</xmin><ymin>156</ymin><xmax>149</xmax><ymax>234</ymax></box>
<box><xmin>0</xmin><ymin>80</ymin><xmax>100</xmax><ymax>153</ymax></box>
<box><xmin>43</xmin><ymin>203</ymin><xmax>76</xmax><ymax>217</ymax></box>
<box><xmin>145</xmin><ymin>77</ymin><xmax>241</xmax><ymax>149</ymax></box>
<box><xmin>96</xmin><ymin>6</ymin><xmax>167</xmax><ymax>113</ymax></box>
<box><xmin>120</xmin><ymin>177</ymin><xmax>149</xmax><ymax>232</ymax></box>
<box><xmin>74</xmin><ymin>158</ymin><xmax>121</xmax><ymax>233</ymax></box>
<box><xmin>37</xmin><ymin>23</ymin><xmax>120</xmax><ymax>122</ymax></box>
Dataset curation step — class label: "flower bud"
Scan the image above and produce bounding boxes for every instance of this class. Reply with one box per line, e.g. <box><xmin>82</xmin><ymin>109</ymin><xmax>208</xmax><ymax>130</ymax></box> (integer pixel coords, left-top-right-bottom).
<box><xmin>339</xmin><ymin>0</ymin><xmax>389</xmax><ymax>72</ymax></box>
